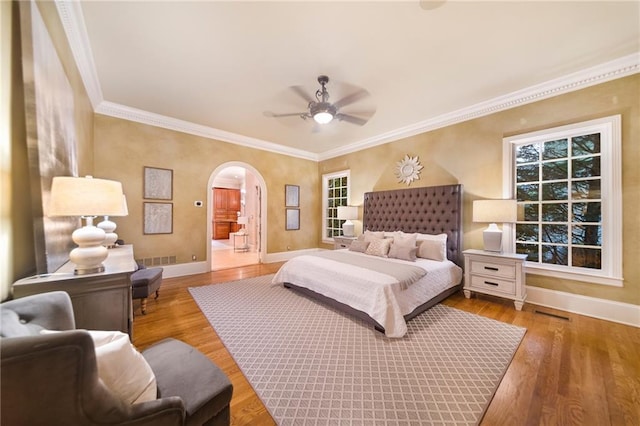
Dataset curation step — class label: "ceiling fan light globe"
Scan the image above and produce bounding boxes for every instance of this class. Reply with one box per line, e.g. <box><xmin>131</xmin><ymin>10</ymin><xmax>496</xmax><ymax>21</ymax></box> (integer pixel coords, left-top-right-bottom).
<box><xmin>313</xmin><ymin>111</ymin><xmax>334</xmax><ymax>124</ymax></box>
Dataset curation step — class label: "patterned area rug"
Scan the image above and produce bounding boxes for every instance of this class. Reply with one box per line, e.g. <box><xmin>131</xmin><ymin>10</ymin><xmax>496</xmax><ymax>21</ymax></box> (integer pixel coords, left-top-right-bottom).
<box><xmin>189</xmin><ymin>275</ymin><xmax>526</xmax><ymax>425</ymax></box>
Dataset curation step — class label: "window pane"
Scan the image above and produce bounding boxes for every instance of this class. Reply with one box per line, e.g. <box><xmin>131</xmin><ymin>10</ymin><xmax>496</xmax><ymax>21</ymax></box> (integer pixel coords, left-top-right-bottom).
<box><xmin>542</xmin><ymin>224</ymin><xmax>568</xmax><ymax>243</ymax></box>
<box><xmin>542</xmin><ymin>203</ymin><xmax>568</xmax><ymax>222</ymax></box>
<box><xmin>516</xmin><ymin>224</ymin><xmax>538</xmax><ymax>242</ymax></box>
<box><xmin>517</xmin><ymin>164</ymin><xmax>539</xmax><ymax>183</ymax></box>
<box><xmin>517</xmin><ymin>184</ymin><xmax>539</xmax><ymax>201</ymax></box>
<box><xmin>572</xmin><ymin>156</ymin><xmax>600</xmax><ymax>178</ymax></box>
<box><xmin>542</xmin><ymin>160</ymin><xmax>567</xmax><ymax>181</ymax></box>
<box><xmin>542</xmin><ymin>245</ymin><xmax>568</xmax><ymax>265</ymax></box>
<box><xmin>519</xmin><ymin>203</ymin><xmax>539</xmax><ymax>221</ymax></box>
<box><xmin>572</xmin><ymin>225</ymin><xmax>602</xmax><ymax>246</ymax></box>
<box><xmin>341</xmin><ymin>177</ymin><xmax>347</xmax><ymax>186</ymax></box>
<box><xmin>542</xmin><ymin>139</ymin><xmax>568</xmax><ymax>160</ymax></box>
<box><xmin>516</xmin><ymin>243</ymin><xmax>539</xmax><ymax>262</ymax></box>
<box><xmin>572</xmin><ymin>202</ymin><xmax>601</xmax><ymax>223</ymax></box>
<box><xmin>516</xmin><ymin>144</ymin><xmax>539</xmax><ymax>163</ymax></box>
<box><xmin>572</xmin><ymin>248</ymin><xmax>601</xmax><ymax>269</ymax></box>
<box><xmin>542</xmin><ymin>182</ymin><xmax>568</xmax><ymax>201</ymax></box>
<box><xmin>572</xmin><ymin>180</ymin><xmax>601</xmax><ymax>200</ymax></box>
<box><xmin>572</xmin><ymin>133</ymin><xmax>600</xmax><ymax>156</ymax></box>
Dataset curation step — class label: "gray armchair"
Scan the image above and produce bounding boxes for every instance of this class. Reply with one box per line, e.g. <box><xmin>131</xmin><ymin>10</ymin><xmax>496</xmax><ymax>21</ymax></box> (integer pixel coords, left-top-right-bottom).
<box><xmin>1</xmin><ymin>291</ymin><xmax>232</xmax><ymax>426</ymax></box>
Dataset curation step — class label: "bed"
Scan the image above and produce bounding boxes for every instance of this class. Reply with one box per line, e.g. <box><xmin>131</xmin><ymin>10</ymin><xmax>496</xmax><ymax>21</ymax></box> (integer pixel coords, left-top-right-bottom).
<box><xmin>272</xmin><ymin>184</ymin><xmax>464</xmax><ymax>338</ymax></box>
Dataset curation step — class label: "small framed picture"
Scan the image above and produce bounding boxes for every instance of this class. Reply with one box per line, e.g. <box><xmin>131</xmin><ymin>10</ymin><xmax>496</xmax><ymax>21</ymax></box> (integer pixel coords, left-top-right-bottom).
<box><xmin>286</xmin><ymin>208</ymin><xmax>300</xmax><ymax>231</ymax></box>
<box><xmin>285</xmin><ymin>184</ymin><xmax>299</xmax><ymax>207</ymax></box>
<box><xmin>143</xmin><ymin>202</ymin><xmax>173</xmax><ymax>234</ymax></box>
<box><xmin>144</xmin><ymin>166</ymin><xmax>173</xmax><ymax>200</ymax></box>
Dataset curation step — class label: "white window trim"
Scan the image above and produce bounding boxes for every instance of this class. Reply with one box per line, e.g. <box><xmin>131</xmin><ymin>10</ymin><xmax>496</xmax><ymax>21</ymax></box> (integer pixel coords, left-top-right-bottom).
<box><xmin>321</xmin><ymin>170</ymin><xmax>350</xmax><ymax>244</ymax></box>
<box><xmin>502</xmin><ymin>115</ymin><xmax>623</xmax><ymax>287</ymax></box>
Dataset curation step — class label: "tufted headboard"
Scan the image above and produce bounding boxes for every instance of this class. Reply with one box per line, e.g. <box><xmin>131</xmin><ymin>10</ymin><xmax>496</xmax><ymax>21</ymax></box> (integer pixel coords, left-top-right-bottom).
<box><xmin>362</xmin><ymin>184</ymin><xmax>463</xmax><ymax>266</ymax></box>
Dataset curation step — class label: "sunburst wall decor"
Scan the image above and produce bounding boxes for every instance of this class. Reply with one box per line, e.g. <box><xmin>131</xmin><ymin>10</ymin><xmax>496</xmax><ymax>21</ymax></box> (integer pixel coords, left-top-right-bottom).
<box><xmin>395</xmin><ymin>155</ymin><xmax>423</xmax><ymax>185</ymax></box>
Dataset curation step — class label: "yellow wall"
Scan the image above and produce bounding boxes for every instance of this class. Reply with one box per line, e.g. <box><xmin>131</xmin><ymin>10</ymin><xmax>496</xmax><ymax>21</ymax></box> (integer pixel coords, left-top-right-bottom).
<box><xmin>92</xmin><ymin>115</ymin><xmax>320</xmax><ymax>262</ymax></box>
<box><xmin>319</xmin><ymin>75</ymin><xmax>639</xmax><ymax>305</ymax></box>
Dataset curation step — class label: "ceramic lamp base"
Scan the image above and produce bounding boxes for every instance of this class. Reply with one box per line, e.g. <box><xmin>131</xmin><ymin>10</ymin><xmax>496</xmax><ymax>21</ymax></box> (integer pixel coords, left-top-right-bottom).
<box><xmin>483</xmin><ymin>223</ymin><xmax>503</xmax><ymax>252</ymax></box>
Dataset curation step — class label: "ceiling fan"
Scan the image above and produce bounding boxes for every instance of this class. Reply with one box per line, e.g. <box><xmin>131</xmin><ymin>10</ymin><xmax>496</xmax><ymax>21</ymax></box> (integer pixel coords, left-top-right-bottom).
<box><xmin>265</xmin><ymin>75</ymin><xmax>375</xmax><ymax>126</ymax></box>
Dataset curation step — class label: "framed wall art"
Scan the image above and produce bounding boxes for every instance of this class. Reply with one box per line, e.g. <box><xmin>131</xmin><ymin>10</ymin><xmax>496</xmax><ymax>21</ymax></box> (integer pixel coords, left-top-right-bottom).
<box><xmin>144</xmin><ymin>166</ymin><xmax>173</xmax><ymax>200</ymax></box>
<box><xmin>143</xmin><ymin>202</ymin><xmax>173</xmax><ymax>234</ymax></box>
<box><xmin>285</xmin><ymin>184</ymin><xmax>299</xmax><ymax>207</ymax></box>
<box><xmin>286</xmin><ymin>208</ymin><xmax>300</xmax><ymax>231</ymax></box>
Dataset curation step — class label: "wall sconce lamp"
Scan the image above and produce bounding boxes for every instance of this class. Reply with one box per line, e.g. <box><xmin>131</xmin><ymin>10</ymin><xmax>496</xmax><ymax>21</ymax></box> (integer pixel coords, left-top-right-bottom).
<box><xmin>337</xmin><ymin>206</ymin><xmax>358</xmax><ymax>237</ymax></box>
<box><xmin>48</xmin><ymin>176</ymin><xmax>127</xmax><ymax>275</ymax></box>
<box><xmin>472</xmin><ymin>199</ymin><xmax>517</xmax><ymax>252</ymax></box>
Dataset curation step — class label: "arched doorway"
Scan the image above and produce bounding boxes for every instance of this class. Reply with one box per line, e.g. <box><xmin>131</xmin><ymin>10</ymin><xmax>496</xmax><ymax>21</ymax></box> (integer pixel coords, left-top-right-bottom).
<box><xmin>207</xmin><ymin>162</ymin><xmax>267</xmax><ymax>271</ymax></box>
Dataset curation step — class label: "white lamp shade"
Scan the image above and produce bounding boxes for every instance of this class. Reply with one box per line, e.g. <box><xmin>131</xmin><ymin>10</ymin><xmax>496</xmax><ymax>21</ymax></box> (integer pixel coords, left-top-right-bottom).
<box><xmin>473</xmin><ymin>199</ymin><xmax>517</xmax><ymax>252</ymax></box>
<box><xmin>472</xmin><ymin>200</ymin><xmax>517</xmax><ymax>223</ymax></box>
<box><xmin>49</xmin><ymin>176</ymin><xmax>127</xmax><ymax>217</ymax></box>
<box><xmin>237</xmin><ymin>216</ymin><xmax>249</xmax><ymax>225</ymax></box>
<box><xmin>337</xmin><ymin>206</ymin><xmax>358</xmax><ymax>220</ymax></box>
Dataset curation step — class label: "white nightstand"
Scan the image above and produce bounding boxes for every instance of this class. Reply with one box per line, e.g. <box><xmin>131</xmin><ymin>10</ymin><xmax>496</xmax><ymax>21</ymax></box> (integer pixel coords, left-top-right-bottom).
<box><xmin>333</xmin><ymin>236</ymin><xmax>357</xmax><ymax>250</ymax></box>
<box><xmin>463</xmin><ymin>249</ymin><xmax>527</xmax><ymax>310</ymax></box>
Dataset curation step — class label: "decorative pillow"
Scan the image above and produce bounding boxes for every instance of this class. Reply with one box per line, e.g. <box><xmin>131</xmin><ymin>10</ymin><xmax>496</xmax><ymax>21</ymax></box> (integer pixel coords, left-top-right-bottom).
<box><xmin>365</xmin><ymin>237</ymin><xmax>392</xmax><ymax>257</ymax></box>
<box><xmin>416</xmin><ymin>233</ymin><xmax>448</xmax><ymax>261</ymax></box>
<box><xmin>349</xmin><ymin>240</ymin><xmax>370</xmax><ymax>253</ymax></box>
<box><xmin>392</xmin><ymin>231</ymin><xmax>418</xmax><ymax>248</ymax></box>
<box><xmin>388</xmin><ymin>243</ymin><xmax>417</xmax><ymax>262</ymax></box>
<box><xmin>42</xmin><ymin>329</ymin><xmax>157</xmax><ymax>405</ymax></box>
<box><xmin>363</xmin><ymin>230</ymin><xmax>385</xmax><ymax>243</ymax></box>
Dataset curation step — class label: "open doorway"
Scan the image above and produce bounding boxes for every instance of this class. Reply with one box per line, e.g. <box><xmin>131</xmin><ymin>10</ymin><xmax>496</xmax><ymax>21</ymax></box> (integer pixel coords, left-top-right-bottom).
<box><xmin>207</xmin><ymin>162</ymin><xmax>266</xmax><ymax>271</ymax></box>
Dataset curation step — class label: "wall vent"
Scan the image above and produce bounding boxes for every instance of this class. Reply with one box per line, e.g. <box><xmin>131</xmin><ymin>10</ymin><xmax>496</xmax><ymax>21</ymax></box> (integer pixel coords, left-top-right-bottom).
<box><xmin>136</xmin><ymin>256</ymin><xmax>178</xmax><ymax>267</ymax></box>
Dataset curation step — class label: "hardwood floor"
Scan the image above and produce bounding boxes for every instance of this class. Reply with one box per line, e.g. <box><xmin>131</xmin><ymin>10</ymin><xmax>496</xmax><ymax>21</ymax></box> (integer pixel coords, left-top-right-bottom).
<box><xmin>132</xmin><ymin>264</ymin><xmax>640</xmax><ymax>426</ymax></box>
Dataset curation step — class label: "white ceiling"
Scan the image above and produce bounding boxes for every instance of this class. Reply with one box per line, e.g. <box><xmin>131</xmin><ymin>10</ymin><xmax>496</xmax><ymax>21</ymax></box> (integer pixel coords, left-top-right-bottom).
<box><xmin>65</xmin><ymin>1</ymin><xmax>639</xmax><ymax>160</ymax></box>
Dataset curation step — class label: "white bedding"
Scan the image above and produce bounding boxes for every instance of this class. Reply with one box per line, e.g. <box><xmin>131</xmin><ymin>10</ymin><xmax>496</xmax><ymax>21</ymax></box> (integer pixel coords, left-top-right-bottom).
<box><xmin>271</xmin><ymin>250</ymin><xmax>463</xmax><ymax>338</ymax></box>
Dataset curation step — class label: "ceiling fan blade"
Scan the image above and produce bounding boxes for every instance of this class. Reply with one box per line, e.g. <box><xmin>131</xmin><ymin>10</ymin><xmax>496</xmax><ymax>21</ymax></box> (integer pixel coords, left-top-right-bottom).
<box><xmin>335</xmin><ymin>113</ymin><xmax>369</xmax><ymax>126</ymax></box>
<box><xmin>289</xmin><ymin>86</ymin><xmax>315</xmax><ymax>104</ymax></box>
<box><xmin>333</xmin><ymin>89</ymin><xmax>370</xmax><ymax>109</ymax></box>
<box><xmin>264</xmin><ymin>111</ymin><xmax>308</xmax><ymax>118</ymax></box>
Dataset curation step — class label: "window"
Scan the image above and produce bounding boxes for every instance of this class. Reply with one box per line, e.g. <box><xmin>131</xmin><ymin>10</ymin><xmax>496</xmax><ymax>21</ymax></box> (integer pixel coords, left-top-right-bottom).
<box><xmin>502</xmin><ymin>115</ymin><xmax>622</xmax><ymax>286</ymax></box>
<box><xmin>322</xmin><ymin>170</ymin><xmax>350</xmax><ymax>242</ymax></box>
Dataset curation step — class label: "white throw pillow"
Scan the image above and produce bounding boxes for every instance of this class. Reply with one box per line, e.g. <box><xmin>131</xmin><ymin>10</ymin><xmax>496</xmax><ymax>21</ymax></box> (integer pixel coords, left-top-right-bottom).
<box><xmin>365</xmin><ymin>237</ymin><xmax>392</xmax><ymax>257</ymax></box>
<box><xmin>41</xmin><ymin>329</ymin><xmax>157</xmax><ymax>405</ymax></box>
<box><xmin>416</xmin><ymin>233</ymin><xmax>448</xmax><ymax>261</ymax></box>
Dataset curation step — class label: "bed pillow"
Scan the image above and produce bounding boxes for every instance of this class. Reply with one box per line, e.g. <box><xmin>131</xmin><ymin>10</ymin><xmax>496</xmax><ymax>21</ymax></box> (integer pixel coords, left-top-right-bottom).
<box><xmin>416</xmin><ymin>233</ymin><xmax>448</xmax><ymax>261</ymax></box>
<box><xmin>42</xmin><ymin>329</ymin><xmax>157</xmax><ymax>405</ymax></box>
<box><xmin>363</xmin><ymin>230</ymin><xmax>385</xmax><ymax>243</ymax></box>
<box><xmin>349</xmin><ymin>240</ymin><xmax>370</xmax><ymax>253</ymax></box>
<box><xmin>392</xmin><ymin>231</ymin><xmax>418</xmax><ymax>248</ymax></box>
<box><xmin>388</xmin><ymin>243</ymin><xmax>417</xmax><ymax>262</ymax></box>
<box><xmin>365</xmin><ymin>237</ymin><xmax>392</xmax><ymax>257</ymax></box>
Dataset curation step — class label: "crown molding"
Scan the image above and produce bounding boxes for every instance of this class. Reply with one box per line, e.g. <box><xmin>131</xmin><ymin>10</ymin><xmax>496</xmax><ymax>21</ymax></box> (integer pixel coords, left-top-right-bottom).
<box><xmin>57</xmin><ymin>0</ymin><xmax>638</xmax><ymax>162</ymax></box>
<box><xmin>55</xmin><ymin>1</ymin><xmax>102</xmax><ymax>109</ymax></box>
<box><xmin>318</xmin><ymin>53</ymin><xmax>639</xmax><ymax>160</ymax></box>
<box><xmin>95</xmin><ymin>101</ymin><xmax>319</xmax><ymax>161</ymax></box>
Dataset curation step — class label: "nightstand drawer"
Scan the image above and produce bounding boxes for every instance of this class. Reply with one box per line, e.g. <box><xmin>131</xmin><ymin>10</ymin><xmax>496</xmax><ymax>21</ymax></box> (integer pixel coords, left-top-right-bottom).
<box><xmin>470</xmin><ymin>275</ymin><xmax>516</xmax><ymax>295</ymax></box>
<box><xmin>470</xmin><ymin>260</ymin><xmax>516</xmax><ymax>279</ymax></box>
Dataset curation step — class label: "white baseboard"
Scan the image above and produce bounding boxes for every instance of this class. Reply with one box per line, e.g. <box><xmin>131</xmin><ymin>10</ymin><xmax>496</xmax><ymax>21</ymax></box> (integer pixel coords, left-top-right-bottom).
<box><xmin>161</xmin><ymin>261</ymin><xmax>208</xmax><ymax>278</ymax></box>
<box><xmin>526</xmin><ymin>285</ymin><xmax>640</xmax><ymax>328</ymax></box>
<box><xmin>264</xmin><ymin>248</ymin><xmax>324</xmax><ymax>263</ymax></box>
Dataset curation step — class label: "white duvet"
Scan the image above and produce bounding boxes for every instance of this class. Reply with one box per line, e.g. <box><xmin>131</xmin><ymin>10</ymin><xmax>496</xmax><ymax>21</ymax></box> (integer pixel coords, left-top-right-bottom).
<box><xmin>271</xmin><ymin>250</ymin><xmax>463</xmax><ymax>338</ymax></box>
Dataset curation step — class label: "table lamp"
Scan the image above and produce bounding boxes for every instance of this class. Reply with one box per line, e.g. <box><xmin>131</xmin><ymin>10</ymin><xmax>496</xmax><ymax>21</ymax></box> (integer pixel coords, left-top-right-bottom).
<box><xmin>337</xmin><ymin>206</ymin><xmax>358</xmax><ymax>237</ymax></box>
<box><xmin>473</xmin><ymin>199</ymin><xmax>517</xmax><ymax>252</ymax></box>
<box><xmin>48</xmin><ymin>176</ymin><xmax>126</xmax><ymax>275</ymax></box>
<box><xmin>98</xmin><ymin>195</ymin><xmax>129</xmax><ymax>248</ymax></box>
